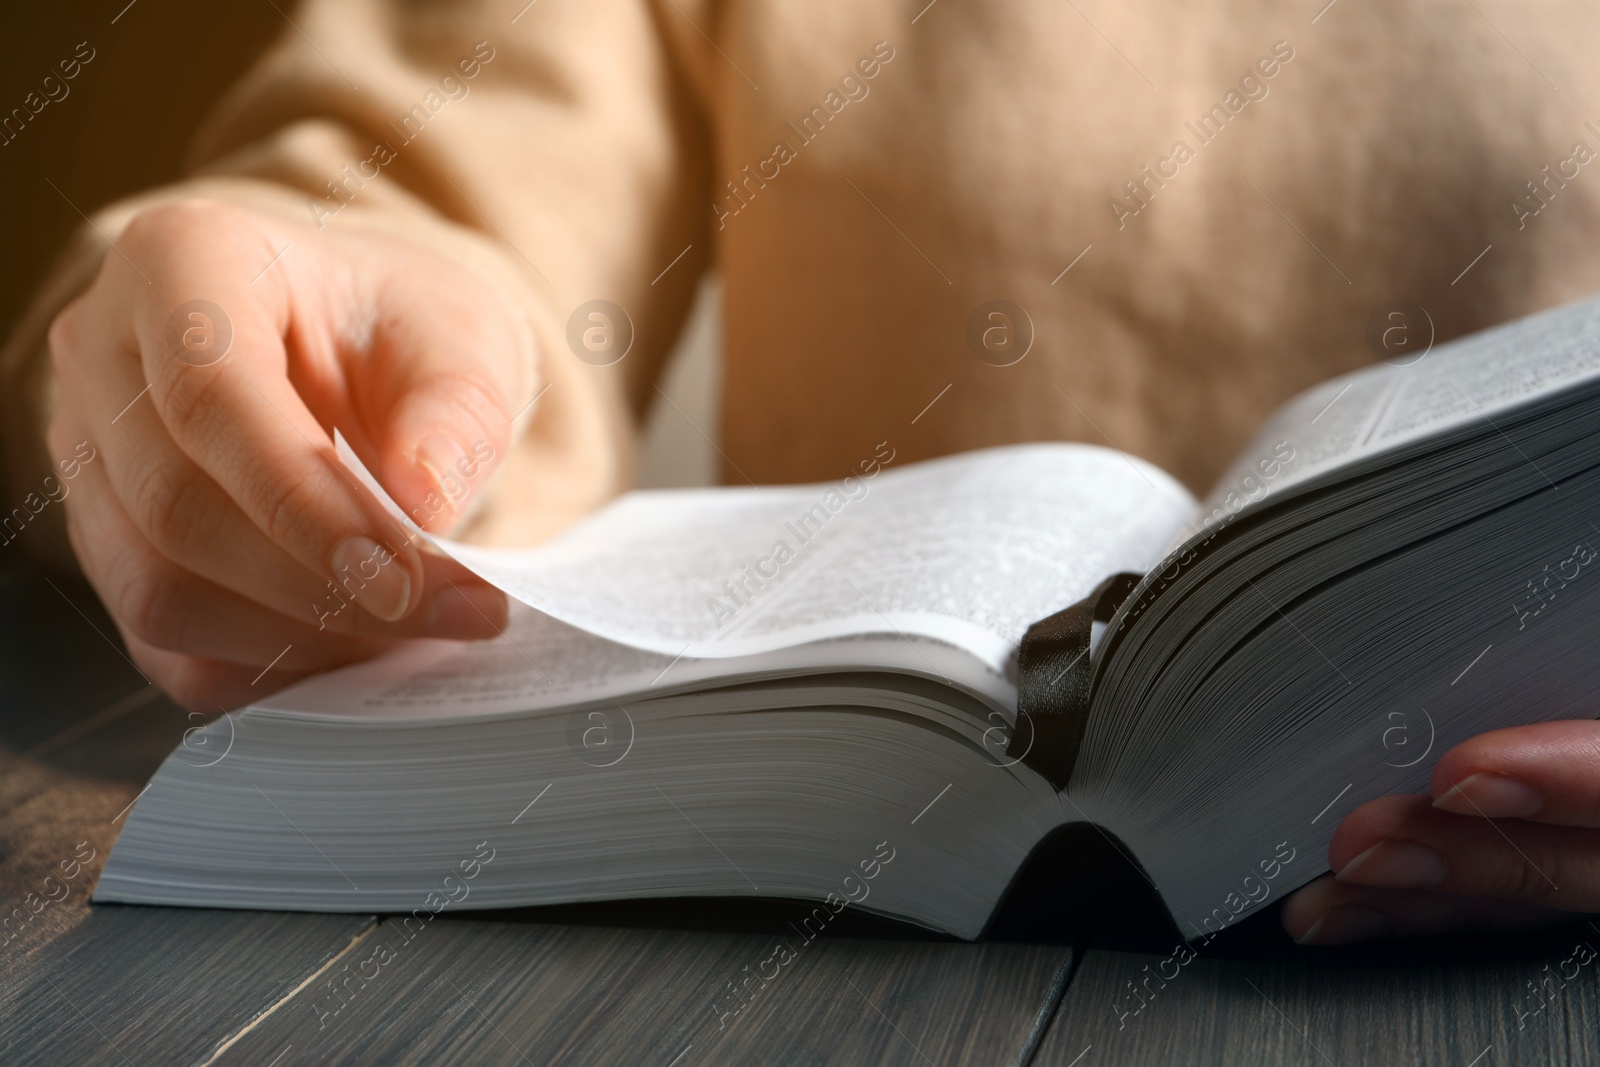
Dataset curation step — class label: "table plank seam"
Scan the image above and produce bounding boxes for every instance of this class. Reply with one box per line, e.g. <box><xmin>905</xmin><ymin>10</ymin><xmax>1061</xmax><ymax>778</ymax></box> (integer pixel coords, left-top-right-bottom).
<box><xmin>191</xmin><ymin>918</ymin><xmax>379</xmax><ymax>1067</ymax></box>
<box><xmin>1010</xmin><ymin>939</ymin><xmax>1084</xmax><ymax>1067</ymax></box>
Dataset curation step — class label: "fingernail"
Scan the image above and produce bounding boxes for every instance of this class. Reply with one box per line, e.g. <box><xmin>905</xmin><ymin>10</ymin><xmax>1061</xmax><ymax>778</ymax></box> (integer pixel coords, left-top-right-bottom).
<box><xmin>417</xmin><ymin>435</ymin><xmax>469</xmax><ymax>521</ymax></box>
<box><xmin>1336</xmin><ymin>840</ymin><xmax>1448</xmax><ymax>889</ymax></box>
<box><xmin>1295</xmin><ymin>905</ymin><xmax>1393</xmax><ymax>946</ymax></box>
<box><xmin>1434</xmin><ymin>772</ymin><xmax>1543</xmax><ymax>818</ymax></box>
<box><xmin>331</xmin><ymin>536</ymin><xmax>411</xmax><ymax>622</ymax></box>
<box><xmin>427</xmin><ymin>584</ymin><xmax>505</xmax><ymax>640</ymax></box>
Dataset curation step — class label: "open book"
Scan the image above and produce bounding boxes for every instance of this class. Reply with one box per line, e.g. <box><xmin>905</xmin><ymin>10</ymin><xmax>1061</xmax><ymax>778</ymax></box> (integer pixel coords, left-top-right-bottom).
<box><xmin>99</xmin><ymin>296</ymin><xmax>1600</xmax><ymax>941</ymax></box>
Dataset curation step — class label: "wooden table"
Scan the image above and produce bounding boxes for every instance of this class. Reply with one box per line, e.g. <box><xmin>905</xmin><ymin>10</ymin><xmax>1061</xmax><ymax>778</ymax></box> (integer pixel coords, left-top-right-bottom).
<box><xmin>4</xmin><ymin>560</ymin><xmax>1597</xmax><ymax>1065</ymax></box>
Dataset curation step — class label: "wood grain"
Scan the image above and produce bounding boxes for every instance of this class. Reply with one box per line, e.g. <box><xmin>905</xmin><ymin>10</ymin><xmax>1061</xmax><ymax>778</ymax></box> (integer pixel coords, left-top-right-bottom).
<box><xmin>18</xmin><ymin>559</ymin><xmax>1600</xmax><ymax>1067</ymax></box>
<box><xmin>0</xmin><ymin>565</ymin><xmax>374</xmax><ymax>1066</ymax></box>
<box><xmin>0</xmin><ymin>563</ymin><xmax>1078</xmax><ymax>1065</ymax></box>
<box><xmin>1035</xmin><ymin>927</ymin><xmax>1600</xmax><ymax>1066</ymax></box>
<box><xmin>205</xmin><ymin>909</ymin><xmax>1075</xmax><ymax>1066</ymax></box>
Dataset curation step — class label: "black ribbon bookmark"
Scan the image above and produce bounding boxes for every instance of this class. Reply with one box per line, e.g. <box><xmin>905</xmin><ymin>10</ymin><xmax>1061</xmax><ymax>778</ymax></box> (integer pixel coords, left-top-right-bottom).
<box><xmin>1008</xmin><ymin>571</ymin><xmax>1144</xmax><ymax>790</ymax></box>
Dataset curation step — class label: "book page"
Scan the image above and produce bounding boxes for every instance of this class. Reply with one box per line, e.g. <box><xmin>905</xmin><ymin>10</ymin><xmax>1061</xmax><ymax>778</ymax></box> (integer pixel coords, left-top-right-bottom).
<box><xmin>253</xmin><ymin>605</ymin><xmax>1020</xmax><ymax>720</ymax></box>
<box><xmin>1195</xmin><ymin>296</ymin><xmax>1600</xmax><ymax>527</ymax></box>
<box><xmin>336</xmin><ymin>436</ymin><xmax>1195</xmax><ymax>670</ymax></box>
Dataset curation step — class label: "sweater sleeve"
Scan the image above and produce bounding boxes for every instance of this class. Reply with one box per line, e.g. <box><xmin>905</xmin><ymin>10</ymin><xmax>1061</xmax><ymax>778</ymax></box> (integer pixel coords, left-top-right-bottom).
<box><xmin>0</xmin><ymin>0</ymin><xmax>714</xmax><ymax>569</ymax></box>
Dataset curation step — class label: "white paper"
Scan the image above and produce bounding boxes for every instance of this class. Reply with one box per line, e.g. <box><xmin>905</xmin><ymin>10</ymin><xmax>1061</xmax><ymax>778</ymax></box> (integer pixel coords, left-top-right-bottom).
<box><xmin>334</xmin><ymin>434</ymin><xmax>1196</xmax><ymax>670</ymax></box>
<box><xmin>1199</xmin><ymin>296</ymin><xmax>1600</xmax><ymax>520</ymax></box>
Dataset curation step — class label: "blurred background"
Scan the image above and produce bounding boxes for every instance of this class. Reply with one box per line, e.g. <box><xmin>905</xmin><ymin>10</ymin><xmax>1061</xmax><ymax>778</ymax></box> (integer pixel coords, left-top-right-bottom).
<box><xmin>0</xmin><ymin>0</ymin><xmax>720</xmax><ymax>491</ymax></box>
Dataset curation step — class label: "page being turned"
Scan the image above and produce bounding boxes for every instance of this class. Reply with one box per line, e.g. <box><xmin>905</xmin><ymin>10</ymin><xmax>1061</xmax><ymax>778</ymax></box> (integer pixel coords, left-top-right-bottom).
<box><xmin>335</xmin><ymin>434</ymin><xmax>1194</xmax><ymax>666</ymax></box>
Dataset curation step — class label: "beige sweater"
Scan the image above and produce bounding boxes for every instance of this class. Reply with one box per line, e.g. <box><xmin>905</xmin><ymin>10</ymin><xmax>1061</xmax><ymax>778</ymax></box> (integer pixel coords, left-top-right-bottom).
<box><xmin>8</xmin><ymin>0</ymin><xmax>1600</xmax><ymax>564</ymax></box>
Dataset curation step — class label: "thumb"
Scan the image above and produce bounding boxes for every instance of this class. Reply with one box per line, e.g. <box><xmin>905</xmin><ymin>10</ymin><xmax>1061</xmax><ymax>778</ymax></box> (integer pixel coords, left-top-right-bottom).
<box><xmin>360</xmin><ymin>252</ymin><xmax>533</xmax><ymax>533</ymax></box>
<box><xmin>384</xmin><ymin>373</ymin><xmax>517</xmax><ymax>534</ymax></box>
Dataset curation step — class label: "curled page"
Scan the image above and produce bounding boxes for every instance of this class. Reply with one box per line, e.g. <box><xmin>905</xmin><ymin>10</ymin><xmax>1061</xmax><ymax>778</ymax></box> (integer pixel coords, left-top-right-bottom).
<box><xmin>334</xmin><ymin>432</ymin><xmax>1195</xmax><ymax>670</ymax></box>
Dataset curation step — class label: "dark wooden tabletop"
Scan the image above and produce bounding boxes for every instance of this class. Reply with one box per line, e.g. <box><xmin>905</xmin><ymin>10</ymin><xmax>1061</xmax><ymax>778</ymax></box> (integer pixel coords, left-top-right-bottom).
<box><xmin>3</xmin><ymin>559</ymin><xmax>1597</xmax><ymax>1066</ymax></box>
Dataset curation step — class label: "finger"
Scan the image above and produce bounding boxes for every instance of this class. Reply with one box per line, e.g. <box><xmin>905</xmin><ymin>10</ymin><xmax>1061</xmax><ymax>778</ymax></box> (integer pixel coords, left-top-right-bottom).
<box><xmin>1282</xmin><ymin>874</ymin><xmax>1572</xmax><ymax>945</ymax></box>
<box><xmin>64</xmin><ymin>309</ymin><xmax>505</xmax><ymax>641</ymax></box>
<box><xmin>66</xmin><ymin>308</ymin><xmax>379</xmax><ymax>632</ymax></box>
<box><xmin>1429</xmin><ymin>720</ymin><xmax>1600</xmax><ymax>827</ymax></box>
<box><xmin>119</xmin><ymin>626</ymin><xmax>312</xmax><ymax>712</ymax></box>
<box><xmin>114</xmin><ymin>201</ymin><xmax>426</xmax><ymax>622</ymax></box>
<box><xmin>59</xmin><ymin>433</ymin><xmax>387</xmax><ymax>672</ymax></box>
<box><xmin>415</xmin><ymin>560</ymin><xmax>512</xmax><ymax>640</ymax></box>
<box><xmin>1329</xmin><ymin>794</ymin><xmax>1600</xmax><ymax>911</ymax></box>
<box><xmin>350</xmin><ymin>247</ymin><xmax>527</xmax><ymax>532</ymax></box>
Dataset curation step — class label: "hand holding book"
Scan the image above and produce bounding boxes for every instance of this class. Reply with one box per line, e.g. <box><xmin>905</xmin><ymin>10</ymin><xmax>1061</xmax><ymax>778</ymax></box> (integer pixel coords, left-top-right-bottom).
<box><xmin>41</xmin><ymin>199</ymin><xmax>522</xmax><ymax>709</ymax></box>
<box><xmin>96</xmin><ymin>294</ymin><xmax>1600</xmax><ymax>947</ymax></box>
<box><xmin>1285</xmin><ymin>720</ymin><xmax>1600</xmax><ymax>944</ymax></box>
